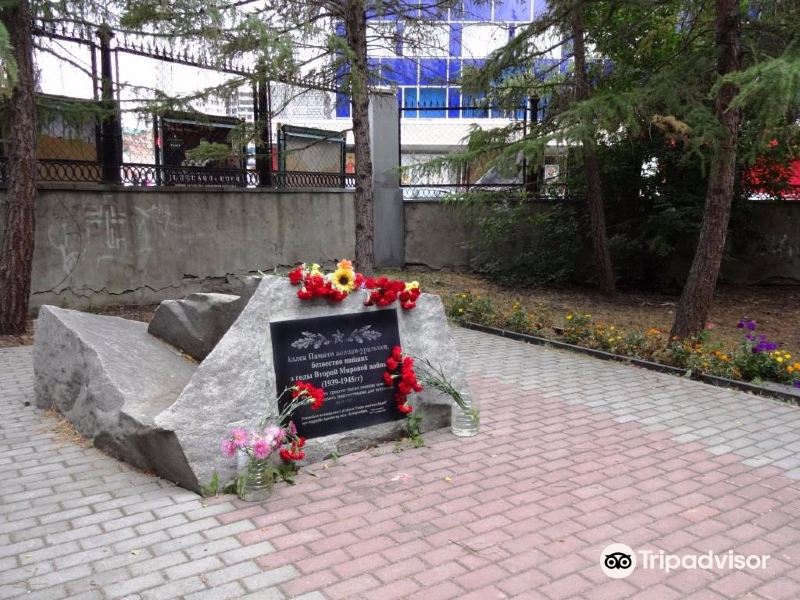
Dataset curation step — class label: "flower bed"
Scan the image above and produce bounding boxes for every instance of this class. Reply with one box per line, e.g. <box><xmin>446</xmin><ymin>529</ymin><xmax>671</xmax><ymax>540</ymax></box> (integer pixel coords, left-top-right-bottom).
<box><xmin>444</xmin><ymin>292</ymin><xmax>800</xmax><ymax>399</ymax></box>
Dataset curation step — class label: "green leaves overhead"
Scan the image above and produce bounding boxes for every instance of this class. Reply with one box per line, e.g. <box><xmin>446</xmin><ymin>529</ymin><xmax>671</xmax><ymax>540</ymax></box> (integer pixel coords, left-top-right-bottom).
<box><xmin>449</xmin><ymin>0</ymin><xmax>800</xmax><ymax>181</ymax></box>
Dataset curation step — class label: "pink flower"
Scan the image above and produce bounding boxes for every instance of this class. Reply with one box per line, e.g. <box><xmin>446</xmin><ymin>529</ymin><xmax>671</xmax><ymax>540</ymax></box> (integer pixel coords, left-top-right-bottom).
<box><xmin>220</xmin><ymin>438</ymin><xmax>237</xmax><ymax>458</ymax></box>
<box><xmin>230</xmin><ymin>428</ymin><xmax>249</xmax><ymax>448</ymax></box>
<box><xmin>264</xmin><ymin>425</ymin><xmax>284</xmax><ymax>448</ymax></box>
<box><xmin>251</xmin><ymin>436</ymin><xmax>271</xmax><ymax>460</ymax></box>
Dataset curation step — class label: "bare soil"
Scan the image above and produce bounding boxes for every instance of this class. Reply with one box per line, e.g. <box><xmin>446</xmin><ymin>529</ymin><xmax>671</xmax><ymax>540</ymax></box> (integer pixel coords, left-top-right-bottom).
<box><xmin>386</xmin><ymin>271</ymin><xmax>800</xmax><ymax>354</ymax></box>
<box><xmin>2</xmin><ymin>274</ymin><xmax>798</xmax><ymax>355</ymax></box>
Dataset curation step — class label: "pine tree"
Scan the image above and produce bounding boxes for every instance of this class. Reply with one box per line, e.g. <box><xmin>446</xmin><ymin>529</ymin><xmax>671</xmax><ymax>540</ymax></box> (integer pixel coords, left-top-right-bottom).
<box><xmin>433</xmin><ymin>0</ymin><xmax>619</xmax><ymax>292</ymax></box>
<box><xmin>443</xmin><ymin>0</ymin><xmax>800</xmax><ymax>322</ymax></box>
<box><xmin>0</xmin><ymin>0</ymin><xmax>37</xmax><ymax>334</ymax></box>
<box><xmin>670</xmin><ymin>0</ymin><xmax>742</xmax><ymax>339</ymax></box>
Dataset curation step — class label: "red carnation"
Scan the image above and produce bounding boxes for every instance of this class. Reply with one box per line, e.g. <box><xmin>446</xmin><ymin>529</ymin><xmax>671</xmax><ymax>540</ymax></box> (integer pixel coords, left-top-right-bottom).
<box><xmin>288</xmin><ymin>266</ymin><xmax>305</xmax><ymax>285</ymax></box>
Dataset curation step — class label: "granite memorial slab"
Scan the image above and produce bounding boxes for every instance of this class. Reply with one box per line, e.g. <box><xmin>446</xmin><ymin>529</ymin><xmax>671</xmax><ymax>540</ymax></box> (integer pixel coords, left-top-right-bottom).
<box><xmin>34</xmin><ymin>274</ymin><xmax>473</xmax><ymax>492</ymax></box>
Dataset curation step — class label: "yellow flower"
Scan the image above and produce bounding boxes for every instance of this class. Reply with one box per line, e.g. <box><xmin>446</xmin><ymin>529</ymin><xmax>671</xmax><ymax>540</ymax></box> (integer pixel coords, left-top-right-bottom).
<box><xmin>458</xmin><ymin>308</ymin><xmax>464</xmax><ymax>314</ymax></box>
<box><xmin>331</xmin><ymin>266</ymin><xmax>356</xmax><ymax>292</ymax></box>
<box><xmin>308</xmin><ymin>263</ymin><xmax>322</xmax><ymax>276</ymax></box>
<box><xmin>776</xmin><ymin>357</ymin><xmax>784</xmax><ymax>363</ymax></box>
<box><xmin>566</xmin><ymin>314</ymin><xmax>573</xmax><ymax>321</ymax></box>
<box><xmin>406</xmin><ymin>280</ymin><xmax>420</xmax><ymax>291</ymax></box>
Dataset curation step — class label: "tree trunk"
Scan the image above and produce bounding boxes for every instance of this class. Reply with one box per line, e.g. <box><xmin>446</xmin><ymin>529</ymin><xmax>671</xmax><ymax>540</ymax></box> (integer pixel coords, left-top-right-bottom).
<box><xmin>670</xmin><ymin>0</ymin><xmax>741</xmax><ymax>339</ymax></box>
<box><xmin>0</xmin><ymin>0</ymin><xmax>38</xmax><ymax>335</ymax></box>
<box><xmin>571</xmin><ymin>0</ymin><xmax>615</xmax><ymax>294</ymax></box>
<box><xmin>344</xmin><ymin>0</ymin><xmax>374</xmax><ymax>275</ymax></box>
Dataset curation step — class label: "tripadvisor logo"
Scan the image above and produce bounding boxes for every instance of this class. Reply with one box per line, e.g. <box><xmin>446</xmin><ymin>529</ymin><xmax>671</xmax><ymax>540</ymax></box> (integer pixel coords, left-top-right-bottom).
<box><xmin>601</xmin><ymin>543</ymin><xmax>770</xmax><ymax>578</ymax></box>
<box><xmin>601</xmin><ymin>543</ymin><xmax>636</xmax><ymax>579</ymax></box>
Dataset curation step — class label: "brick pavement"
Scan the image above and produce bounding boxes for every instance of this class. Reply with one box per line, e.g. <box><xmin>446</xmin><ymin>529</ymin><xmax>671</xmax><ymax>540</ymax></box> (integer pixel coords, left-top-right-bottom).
<box><xmin>2</xmin><ymin>329</ymin><xmax>800</xmax><ymax>599</ymax></box>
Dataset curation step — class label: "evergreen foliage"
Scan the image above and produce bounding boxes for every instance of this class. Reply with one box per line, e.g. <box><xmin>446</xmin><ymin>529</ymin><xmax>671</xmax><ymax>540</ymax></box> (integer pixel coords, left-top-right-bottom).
<box><xmin>434</xmin><ymin>0</ymin><xmax>800</xmax><ymax>299</ymax></box>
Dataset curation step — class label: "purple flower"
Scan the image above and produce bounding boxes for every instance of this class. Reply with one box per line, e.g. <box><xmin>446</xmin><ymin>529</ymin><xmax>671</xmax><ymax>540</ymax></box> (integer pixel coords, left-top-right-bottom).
<box><xmin>737</xmin><ymin>318</ymin><xmax>757</xmax><ymax>331</ymax></box>
<box><xmin>794</xmin><ymin>380</ymin><xmax>800</xmax><ymax>389</ymax></box>
<box><xmin>748</xmin><ymin>334</ymin><xmax>778</xmax><ymax>353</ymax></box>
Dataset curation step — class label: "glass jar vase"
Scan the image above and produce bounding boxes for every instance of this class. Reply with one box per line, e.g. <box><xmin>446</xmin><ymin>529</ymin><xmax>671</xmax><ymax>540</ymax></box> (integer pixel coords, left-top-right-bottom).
<box><xmin>451</xmin><ymin>394</ymin><xmax>480</xmax><ymax>437</ymax></box>
<box><xmin>236</xmin><ymin>452</ymin><xmax>275</xmax><ymax>502</ymax></box>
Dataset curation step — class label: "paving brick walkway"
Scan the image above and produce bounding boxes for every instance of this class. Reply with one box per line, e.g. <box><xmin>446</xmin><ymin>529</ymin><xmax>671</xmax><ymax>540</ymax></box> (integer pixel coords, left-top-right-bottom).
<box><xmin>2</xmin><ymin>329</ymin><xmax>800</xmax><ymax>599</ymax></box>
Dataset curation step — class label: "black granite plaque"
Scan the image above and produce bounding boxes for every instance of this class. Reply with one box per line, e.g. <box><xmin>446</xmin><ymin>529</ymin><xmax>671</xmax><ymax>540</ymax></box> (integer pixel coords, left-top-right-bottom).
<box><xmin>270</xmin><ymin>309</ymin><xmax>403</xmax><ymax>438</ymax></box>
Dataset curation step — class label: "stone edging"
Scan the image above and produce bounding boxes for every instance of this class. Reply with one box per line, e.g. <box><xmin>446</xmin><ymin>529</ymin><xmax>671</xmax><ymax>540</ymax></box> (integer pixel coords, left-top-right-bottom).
<box><xmin>461</xmin><ymin>321</ymin><xmax>800</xmax><ymax>407</ymax></box>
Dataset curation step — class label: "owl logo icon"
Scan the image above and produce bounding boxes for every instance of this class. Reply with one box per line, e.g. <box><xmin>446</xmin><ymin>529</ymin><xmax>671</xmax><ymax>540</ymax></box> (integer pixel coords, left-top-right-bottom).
<box><xmin>601</xmin><ymin>543</ymin><xmax>636</xmax><ymax>579</ymax></box>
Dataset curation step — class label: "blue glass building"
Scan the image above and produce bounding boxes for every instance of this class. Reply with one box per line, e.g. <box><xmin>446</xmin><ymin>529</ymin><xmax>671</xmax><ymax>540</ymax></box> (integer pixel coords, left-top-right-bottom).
<box><xmin>336</xmin><ymin>0</ymin><xmax>551</xmax><ymax>119</ymax></box>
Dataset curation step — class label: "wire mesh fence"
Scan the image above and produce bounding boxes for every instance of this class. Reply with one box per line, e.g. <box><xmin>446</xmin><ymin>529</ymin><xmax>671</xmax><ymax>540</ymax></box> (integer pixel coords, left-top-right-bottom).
<box><xmin>398</xmin><ymin>100</ymin><xmax>569</xmax><ymax>199</ymax></box>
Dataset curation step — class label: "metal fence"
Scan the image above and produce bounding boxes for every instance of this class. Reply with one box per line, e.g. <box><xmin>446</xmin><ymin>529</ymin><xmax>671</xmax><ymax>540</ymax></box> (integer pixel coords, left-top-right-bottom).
<box><xmin>0</xmin><ymin>21</ymin><xmax>355</xmax><ymax>190</ymax></box>
<box><xmin>398</xmin><ymin>98</ymin><xmax>561</xmax><ymax>199</ymax></box>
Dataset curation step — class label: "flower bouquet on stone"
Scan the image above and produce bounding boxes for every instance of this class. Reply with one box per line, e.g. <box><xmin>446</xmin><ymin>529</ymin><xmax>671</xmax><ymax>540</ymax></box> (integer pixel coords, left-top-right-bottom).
<box><xmin>220</xmin><ymin>380</ymin><xmax>324</xmax><ymax>501</ymax></box>
<box><xmin>287</xmin><ymin>260</ymin><xmax>421</xmax><ymax>310</ymax></box>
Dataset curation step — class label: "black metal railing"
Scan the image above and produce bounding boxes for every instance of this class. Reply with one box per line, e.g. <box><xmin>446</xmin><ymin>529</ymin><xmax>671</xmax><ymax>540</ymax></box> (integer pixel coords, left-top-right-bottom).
<box><xmin>272</xmin><ymin>171</ymin><xmax>355</xmax><ymax>189</ymax></box>
<box><xmin>401</xmin><ymin>183</ymin><xmax>526</xmax><ymax>199</ymax></box>
<box><xmin>38</xmin><ymin>159</ymin><xmax>103</xmax><ymax>183</ymax></box>
<box><xmin>121</xmin><ymin>163</ymin><xmax>258</xmax><ymax>188</ymax></box>
<box><xmin>0</xmin><ymin>157</ymin><xmax>356</xmax><ymax>190</ymax></box>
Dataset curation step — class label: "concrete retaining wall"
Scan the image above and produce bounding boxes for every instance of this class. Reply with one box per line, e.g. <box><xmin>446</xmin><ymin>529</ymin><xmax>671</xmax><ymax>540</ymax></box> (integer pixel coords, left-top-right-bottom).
<box><xmin>404</xmin><ymin>200</ymin><xmax>473</xmax><ymax>270</ymax></box>
<box><xmin>0</xmin><ymin>185</ymin><xmax>355</xmax><ymax>308</ymax></box>
<box><xmin>404</xmin><ymin>198</ymin><xmax>800</xmax><ymax>285</ymax></box>
<box><xmin>2</xmin><ymin>188</ymin><xmax>797</xmax><ymax>311</ymax></box>
<box><xmin>723</xmin><ymin>202</ymin><xmax>800</xmax><ymax>285</ymax></box>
